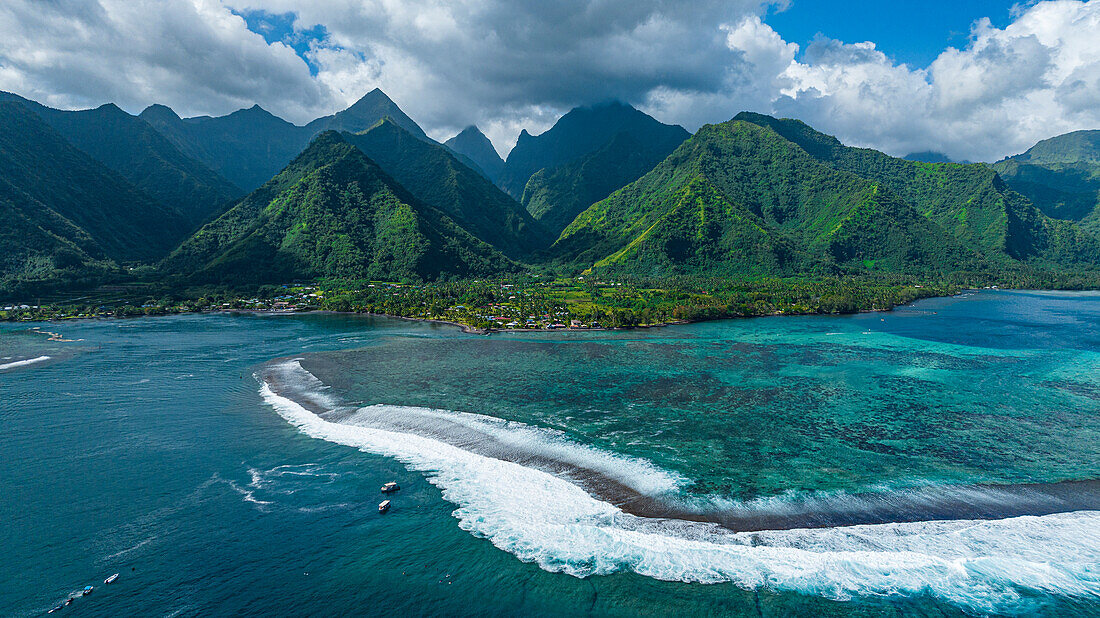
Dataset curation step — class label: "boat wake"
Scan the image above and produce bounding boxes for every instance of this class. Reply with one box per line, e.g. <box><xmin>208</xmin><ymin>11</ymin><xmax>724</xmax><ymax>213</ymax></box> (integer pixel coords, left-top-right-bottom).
<box><xmin>0</xmin><ymin>355</ymin><xmax>50</xmax><ymax>371</ymax></box>
<box><xmin>259</xmin><ymin>358</ymin><xmax>1100</xmax><ymax>613</ymax></box>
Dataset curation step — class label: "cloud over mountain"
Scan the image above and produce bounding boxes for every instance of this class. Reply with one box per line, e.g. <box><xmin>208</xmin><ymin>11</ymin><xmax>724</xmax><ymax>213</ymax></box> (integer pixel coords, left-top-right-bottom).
<box><xmin>1</xmin><ymin>0</ymin><xmax>1098</xmax><ymax>161</ymax></box>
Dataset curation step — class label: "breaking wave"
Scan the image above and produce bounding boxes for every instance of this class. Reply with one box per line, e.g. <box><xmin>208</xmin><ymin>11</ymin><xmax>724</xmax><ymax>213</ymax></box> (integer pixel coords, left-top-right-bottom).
<box><xmin>259</xmin><ymin>359</ymin><xmax>1100</xmax><ymax>614</ymax></box>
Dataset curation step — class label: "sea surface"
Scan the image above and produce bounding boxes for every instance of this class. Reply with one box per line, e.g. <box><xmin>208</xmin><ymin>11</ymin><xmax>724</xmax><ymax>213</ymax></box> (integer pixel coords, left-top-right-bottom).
<box><xmin>1</xmin><ymin>290</ymin><xmax>1099</xmax><ymax>616</ymax></box>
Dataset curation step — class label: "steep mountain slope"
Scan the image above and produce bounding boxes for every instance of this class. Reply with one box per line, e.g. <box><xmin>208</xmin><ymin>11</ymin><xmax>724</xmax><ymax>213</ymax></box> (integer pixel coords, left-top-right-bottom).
<box><xmin>554</xmin><ymin>119</ymin><xmax>980</xmax><ymax>277</ymax></box>
<box><xmin>0</xmin><ymin>103</ymin><xmax>189</xmax><ymax>293</ymax></box>
<box><xmin>522</xmin><ymin>128</ymin><xmax>689</xmax><ymax>237</ymax></box>
<box><xmin>735</xmin><ymin>113</ymin><xmax>1100</xmax><ymax>268</ymax></box>
<box><xmin>162</xmin><ymin>132</ymin><xmax>515</xmax><ymax>285</ymax></box>
<box><xmin>305</xmin><ymin>88</ymin><xmax>429</xmax><ymax>139</ymax></box>
<box><xmin>444</xmin><ymin>126</ymin><xmax>504</xmax><ymax>182</ymax></box>
<box><xmin>343</xmin><ymin>120</ymin><xmax>546</xmax><ymax>256</ymax></box>
<box><xmin>140</xmin><ymin>103</ymin><xmax>306</xmax><ymax>192</ymax></box>
<box><xmin>141</xmin><ymin>89</ymin><xmax>431</xmax><ymax>192</ymax></box>
<box><xmin>992</xmin><ymin>130</ymin><xmax>1100</xmax><ymax>226</ymax></box>
<box><xmin>498</xmin><ymin>102</ymin><xmax>690</xmax><ymax>199</ymax></box>
<box><xmin>0</xmin><ymin>91</ymin><xmax>241</xmax><ymax>226</ymax></box>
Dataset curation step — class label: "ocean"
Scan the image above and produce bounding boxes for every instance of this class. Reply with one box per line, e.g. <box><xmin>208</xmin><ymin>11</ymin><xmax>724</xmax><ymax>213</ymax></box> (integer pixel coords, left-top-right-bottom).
<box><xmin>2</xmin><ymin>290</ymin><xmax>1098</xmax><ymax>616</ymax></box>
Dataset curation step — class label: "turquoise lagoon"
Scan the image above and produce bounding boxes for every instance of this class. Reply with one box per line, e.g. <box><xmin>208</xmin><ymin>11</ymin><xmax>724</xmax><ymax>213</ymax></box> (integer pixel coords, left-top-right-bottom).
<box><xmin>1</xmin><ymin>290</ymin><xmax>1098</xmax><ymax>616</ymax></box>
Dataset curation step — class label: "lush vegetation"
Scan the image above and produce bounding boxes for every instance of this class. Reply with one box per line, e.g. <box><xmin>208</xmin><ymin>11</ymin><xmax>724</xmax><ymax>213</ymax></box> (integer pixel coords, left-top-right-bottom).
<box><xmin>553</xmin><ymin>118</ymin><xmax>982</xmax><ymax>277</ymax></box>
<box><xmin>734</xmin><ymin>112</ymin><xmax>1100</xmax><ymax>267</ymax></box>
<box><xmin>523</xmin><ymin>127</ymin><xmax>689</xmax><ymax>236</ymax></box>
<box><xmin>344</xmin><ymin>120</ymin><xmax>546</xmax><ymax>256</ymax></box>
<box><xmin>12</xmin><ymin>268</ymin><xmax>1100</xmax><ymax>328</ymax></box>
<box><xmin>0</xmin><ymin>91</ymin><xmax>242</xmax><ymax>226</ymax></box>
<box><xmin>140</xmin><ymin>89</ymin><xmax>430</xmax><ymax>192</ymax></box>
<box><xmin>552</xmin><ymin>114</ymin><xmax>1100</xmax><ymax>281</ymax></box>
<box><xmin>161</xmin><ymin>132</ymin><xmax>517</xmax><ymax>285</ymax></box>
<box><xmin>0</xmin><ymin>103</ymin><xmax>187</xmax><ymax>296</ymax></box>
<box><xmin>991</xmin><ymin>130</ymin><xmax>1100</xmax><ymax>233</ymax></box>
<box><xmin>497</xmin><ymin>101</ymin><xmax>690</xmax><ymax>199</ymax></box>
<box><xmin>5</xmin><ymin>91</ymin><xmax>1100</xmax><ymax>331</ymax></box>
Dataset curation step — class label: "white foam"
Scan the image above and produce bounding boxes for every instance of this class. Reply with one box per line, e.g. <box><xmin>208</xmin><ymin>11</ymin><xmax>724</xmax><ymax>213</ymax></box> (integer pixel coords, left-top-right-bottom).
<box><xmin>0</xmin><ymin>355</ymin><xmax>50</xmax><ymax>370</ymax></box>
<box><xmin>260</xmin><ymin>361</ymin><xmax>1100</xmax><ymax>613</ymax></box>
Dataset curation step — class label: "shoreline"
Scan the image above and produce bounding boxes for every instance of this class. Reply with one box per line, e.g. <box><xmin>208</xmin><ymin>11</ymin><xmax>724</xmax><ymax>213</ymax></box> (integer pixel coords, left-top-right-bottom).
<box><xmin>6</xmin><ymin>287</ymin><xmax>1092</xmax><ymax>333</ymax></box>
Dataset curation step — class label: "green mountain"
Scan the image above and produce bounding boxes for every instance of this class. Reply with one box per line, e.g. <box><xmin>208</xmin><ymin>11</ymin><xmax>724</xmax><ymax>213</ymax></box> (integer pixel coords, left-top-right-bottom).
<box><xmin>141</xmin><ymin>90</ymin><xmax>431</xmax><ymax>192</ymax></box>
<box><xmin>162</xmin><ymin>132</ymin><xmax>516</xmax><ymax>285</ymax></box>
<box><xmin>444</xmin><ymin>126</ymin><xmax>504</xmax><ymax>182</ymax></box>
<box><xmin>306</xmin><ymin>88</ymin><xmax>429</xmax><ymax>140</ymax></box>
<box><xmin>140</xmin><ymin>103</ymin><xmax>308</xmax><ymax>193</ymax></box>
<box><xmin>734</xmin><ymin>113</ymin><xmax>1100</xmax><ymax>269</ymax></box>
<box><xmin>0</xmin><ymin>91</ymin><xmax>241</xmax><ymax>227</ymax></box>
<box><xmin>992</xmin><ymin>130</ymin><xmax>1100</xmax><ymax>230</ymax></box>
<box><xmin>342</xmin><ymin>119</ymin><xmax>546</xmax><ymax>256</ymax></box>
<box><xmin>553</xmin><ymin>117</ymin><xmax>982</xmax><ymax>277</ymax></box>
<box><xmin>0</xmin><ymin>103</ymin><xmax>188</xmax><ymax>294</ymax></box>
<box><xmin>522</xmin><ymin>127</ymin><xmax>689</xmax><ymax>237</ymax></box>
<box><xmin>498</xmin><ymin>101</ymin><xmax>690</xmax><ymax>200</ymax></box>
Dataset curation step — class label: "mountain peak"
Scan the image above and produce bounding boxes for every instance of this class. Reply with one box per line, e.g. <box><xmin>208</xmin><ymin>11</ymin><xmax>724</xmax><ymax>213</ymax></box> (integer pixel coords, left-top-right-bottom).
<box><xmin>444</xmin><ymin>124</ymin><xmax>505</xmax><ymax>182</ymax></box>
<box><xmin>300</xmin><ymin>130</ymin><xmax>353</xmax><ymax>157</ymax></box>
<box><xmin>499</xmin><ymin>101</ymin><xmax>689</xmax><ymax>198</ymax></box>
<box><xmin>93</xmin><ymin>102</ymin><xmax>125</xmax><ymax>115</ymax></box>
<box><xmin>307</xmin><ymin>88</ymin><xmax>427</xmax><ymax>139</ymax></box>
<box><xmin>229</xmin><ymin>104</ymin><xmax>278</xmax><ymax>120</ymax></box>
<box><xmin>140</xmin><ymin>103</ymin><xmax>181</xmax><ymax>123</ymax></box>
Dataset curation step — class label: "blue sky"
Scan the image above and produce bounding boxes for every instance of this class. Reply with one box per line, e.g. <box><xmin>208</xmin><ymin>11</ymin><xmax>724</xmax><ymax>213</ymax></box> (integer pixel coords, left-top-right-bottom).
<box><xmin>235</xmin><ymin>9</ymin><xmax>327</xmax><ymax>75</ymax></box>
<box><xmin>238</xmin><ymin>1</ymin><xmax>1026</xmax><ymax>79</ymax></box>
<box><xmin>2</xmin><ymin>0</ymin><xmax>1096</xmax><ymax>161</ymax></box>
<box><xmin>766</xmin><ymin>0</ymin><xmax>1021</xmax><ymax>67</ymax></box>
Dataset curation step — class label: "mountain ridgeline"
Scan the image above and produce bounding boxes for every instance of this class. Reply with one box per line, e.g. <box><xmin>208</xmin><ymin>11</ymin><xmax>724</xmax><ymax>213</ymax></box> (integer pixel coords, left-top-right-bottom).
<box><xmin>992</xmin><ymin>130</ymin><xmax>1100</xmax><ymax>235</ymax></box>
<box><xmin>0</xmin><ymin>91</ymin><xmax>242</xmax><ymax>227</ymax></box>
<box><xmin>444</xmin><ymin>126</ymin><xmax>505</xmax><ymax>182</ymax></box>
<box><xmin>497</xmin><ymin>102</ymin><xmax>691</xmax><ymax>237</ymax></box>
<box><xmin>162</xmin><ymin>132</ymin><xmax>515</xmax><ymax>285</ymax></box>
<box><xmin>343</xmin><ymin>120</ymin><xmax>544</xmax><ymax>258</ymax></box>
<box><xmin>140</xmin><ymin>88</ymin><xmax>432</xmax><ymax>192</ymax></box>
<box><xmin>553</xmin><ymin>113</ymin><xmax>1100</xmax><ymax>277</ymax></box>
<box><xmin>0</xmin><ymin>103</ymin><xmax>188</xmax><ymax>294</ymax></box>
<box><xmin>3</xmin><ymin>85</ymin><xmax>1100</xmax><ymax>299</ymax></box>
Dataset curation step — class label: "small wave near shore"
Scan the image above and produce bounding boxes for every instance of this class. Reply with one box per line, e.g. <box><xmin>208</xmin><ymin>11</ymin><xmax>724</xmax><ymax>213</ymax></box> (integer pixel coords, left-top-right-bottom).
<box><xmin>259</xmin><ymin>358</ymin><xmax>1100</xmax><ymax>613</ymax></box>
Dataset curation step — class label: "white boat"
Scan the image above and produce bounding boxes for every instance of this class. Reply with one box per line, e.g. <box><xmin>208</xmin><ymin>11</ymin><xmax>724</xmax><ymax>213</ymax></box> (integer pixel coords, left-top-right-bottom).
<box><xmin>378</xmin><ymin>499</ymin><xmax>391</xmax><ymax>513</ymax></box>
<box><xmin>104</xmin><ymin>573</ymin><xmax>119</xmax><ymax>585</ymax></box>
<box><xmin>380</xmin><ymin>482</ymin><xmax>400</xmax><ymax>493</ymax></box>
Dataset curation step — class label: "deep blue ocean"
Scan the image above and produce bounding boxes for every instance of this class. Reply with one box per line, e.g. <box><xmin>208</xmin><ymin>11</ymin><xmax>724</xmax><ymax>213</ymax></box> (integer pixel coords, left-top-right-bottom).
<box><xmin>1</xmin><ymin>290</ymin><xmax>1098</xmax><ymax>616</ymax></box>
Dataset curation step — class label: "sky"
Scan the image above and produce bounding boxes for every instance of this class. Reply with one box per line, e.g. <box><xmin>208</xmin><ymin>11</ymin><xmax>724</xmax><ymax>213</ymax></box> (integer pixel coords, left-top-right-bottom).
<box><xmin>0</xmin><ymin>0</ymin><xmax>1098</xmax><ymax>162</ymax></box>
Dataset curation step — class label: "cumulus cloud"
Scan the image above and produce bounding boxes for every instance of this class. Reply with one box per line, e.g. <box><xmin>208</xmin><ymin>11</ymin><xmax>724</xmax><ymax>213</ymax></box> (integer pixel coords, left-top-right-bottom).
<box><xmin>703</xmin><ymin>0</ymin><xmax>1100</xmax><ymax>162</ymax></box>
<box><xmin>229</xmin><ymin>0</ymin><xmax>769</xmax><ymax>149</ymax></box>
<box><xmin>0</xmin><ymin>0</ymin><xmax>1098</xmax><ymax>161</ymax></box>
<box><xmin>0</xmin><ymin>0</ymin><xmax>331</xmax><ymax>121</ymax></box>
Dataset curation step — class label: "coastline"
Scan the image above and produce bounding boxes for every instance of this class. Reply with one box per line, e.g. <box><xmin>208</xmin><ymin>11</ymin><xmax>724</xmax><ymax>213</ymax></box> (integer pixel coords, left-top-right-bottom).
<box><xmin>0</xmin><ymin>291</ymin><xmax>959</xmax><ymax>332</ymax></box>
<box><xmin>8</xmin><ymin>287</ymin><xmax>1095</xmax><ymax>333</ymax></box>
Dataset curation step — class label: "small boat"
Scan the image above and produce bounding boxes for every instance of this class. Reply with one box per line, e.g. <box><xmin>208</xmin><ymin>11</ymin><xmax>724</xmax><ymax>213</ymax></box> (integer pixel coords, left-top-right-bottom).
<box><xmin>48</xmin><ymin>603</ymin><xmax>64</xmax><ymax>613</ymax></box>
<box><xmin>378</xmin><ymin>499</ymin><xmax>391</xmax><ymax>513</ymax></box>
<box><xmin>104</xmin><ymin>573</ymin><xmax>119</xmax><ymax>585</ymax></box>
<box><xmin>82</xmin><ymin>586</ymin><xmax>94</xmax><ymax>596</ymax></box>
<box><xmin>380</xmin><ymin>482</ymin><xmax>400</xmax><ymax>493</ymax></box>
<box><xmin>64</xmin><ymin>598</ymin><xmax>73</xmax><ymax>606</ymax></box>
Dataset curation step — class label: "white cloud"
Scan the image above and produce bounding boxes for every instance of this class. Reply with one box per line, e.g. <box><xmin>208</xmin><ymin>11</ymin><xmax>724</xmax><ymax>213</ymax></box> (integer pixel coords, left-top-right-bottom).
<box><xmin>701</xmin><ymin>1</ymin><xmax>1100</xmax><ymax>162</ymax></box>
<box><xmin>0</xmin><ymin>0</ymin><xmax>328</xmax><ymax>121</ymax></box>
<box><xmin>1</xmin><ymin>0</ymin><xmax>1098</xmax><ymax>161</ymax></box>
